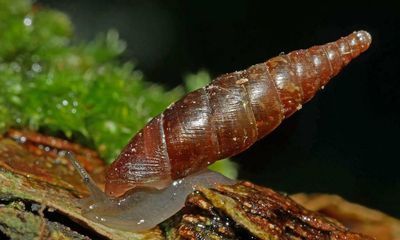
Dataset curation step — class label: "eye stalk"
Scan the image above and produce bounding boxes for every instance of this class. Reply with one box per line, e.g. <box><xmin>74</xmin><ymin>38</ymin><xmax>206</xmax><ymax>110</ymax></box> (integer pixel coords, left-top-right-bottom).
<box><xmin>65</xmin><ymin>151</ymin><xmax>108</xmax><ymax>201</ymax></box>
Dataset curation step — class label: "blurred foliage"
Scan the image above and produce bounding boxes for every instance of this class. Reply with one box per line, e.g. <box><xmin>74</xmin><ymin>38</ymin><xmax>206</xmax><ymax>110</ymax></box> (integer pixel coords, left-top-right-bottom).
<box><xmin>0</xmin><ymin>0</ymin><xmax>183</xmax><ymax>162</ymax></box>
<box><xmin>0</xmin><ymin>0</ymin><xmax>237</xmax><ymax>178</ymax></box>
<box><xmin>183</xmin><ymin>70</ymin><xmax>211</xmax><ymax>92</ymax></box>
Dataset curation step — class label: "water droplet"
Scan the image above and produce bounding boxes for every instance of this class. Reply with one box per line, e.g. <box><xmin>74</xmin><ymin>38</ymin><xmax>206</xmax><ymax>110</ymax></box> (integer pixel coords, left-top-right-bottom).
<box><xmin>17</xmin><ymin>136</ymin><xmax>27</xmax><ymax>143</ymax></box>
<box><xmin>23</xmin><ymin>17</ymin><xmax>32</xmax><ymax>26</ymax></box>
<box><xmin>31</xmin><ymin>63</ymin><xmax>42</xmax><ymax>72</ymax></box>
<box><xmin>197</xmin><ymin>223</ymin><xmax>205</xmax><ymax>229</ymax></box>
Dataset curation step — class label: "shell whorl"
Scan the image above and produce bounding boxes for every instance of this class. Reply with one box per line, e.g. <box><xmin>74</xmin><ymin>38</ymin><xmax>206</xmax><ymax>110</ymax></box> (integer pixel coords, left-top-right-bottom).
<box><xmin>105</xmin><ymin>31</ymin><xmax>371</xmax><ymax>197</ymax></box>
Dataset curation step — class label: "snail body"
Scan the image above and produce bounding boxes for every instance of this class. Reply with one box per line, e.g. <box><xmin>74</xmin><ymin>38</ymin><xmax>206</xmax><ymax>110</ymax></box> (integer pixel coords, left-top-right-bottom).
<box><xmin>70</xmin><ymin>30</ymin><xmax>371</xmax><ymax>231</ymax></box>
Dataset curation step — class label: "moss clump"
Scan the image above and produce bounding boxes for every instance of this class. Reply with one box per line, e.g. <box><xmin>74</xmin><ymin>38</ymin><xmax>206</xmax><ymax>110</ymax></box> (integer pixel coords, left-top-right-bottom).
<box><xmin>0</xmin><ymin>0</ymin><xmax>184</xmax><ymax>163</ymax></box>
<box><xmin>0</xmin><ymin>0</ymin><xmax>237</xmax><ymax>178</ymax></box>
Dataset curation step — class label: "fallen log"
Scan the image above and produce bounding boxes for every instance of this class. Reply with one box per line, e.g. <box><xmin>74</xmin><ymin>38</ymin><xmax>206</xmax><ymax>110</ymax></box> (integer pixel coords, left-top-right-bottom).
<box><xmin>0</xmin><ymin>130</ymin><xmax>396</xmax><ymax>239</ymax></box>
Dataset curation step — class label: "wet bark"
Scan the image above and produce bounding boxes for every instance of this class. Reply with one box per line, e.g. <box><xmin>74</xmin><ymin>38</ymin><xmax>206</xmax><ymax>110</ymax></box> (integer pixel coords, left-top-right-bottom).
<box><xmin>0</xmin><ymin>130</ymin><xmax>397</xmax><ymax>239</ymax></box>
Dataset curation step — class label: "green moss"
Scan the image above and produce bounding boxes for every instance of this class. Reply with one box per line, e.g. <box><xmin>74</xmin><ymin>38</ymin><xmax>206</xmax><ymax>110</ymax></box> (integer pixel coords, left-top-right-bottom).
<box><xmin>0</xmin><ymin>205</ymin><xmax>41</xmax><ymax>240</ymax></box>
<box><xmin>183</xmin><ymin>69</ymin><xmax>212</xmax><ymax>92</ymax></box>
<box><xmin>0</xmin><ymin>0</ymin><xmax>183</xmax><ymax>163</ymax></box>
<box><xmin>0</xmin><ymin>0</ymin><xmax>238</xmax><ymax>177</ymax></box>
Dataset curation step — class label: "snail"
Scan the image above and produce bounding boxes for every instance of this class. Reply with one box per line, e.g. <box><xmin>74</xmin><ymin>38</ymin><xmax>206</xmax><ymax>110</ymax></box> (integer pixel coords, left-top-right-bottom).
<box><xmin>68</xmin><ymin>30</ymin><xmax>371</xmax><ymax>231</ymax></box>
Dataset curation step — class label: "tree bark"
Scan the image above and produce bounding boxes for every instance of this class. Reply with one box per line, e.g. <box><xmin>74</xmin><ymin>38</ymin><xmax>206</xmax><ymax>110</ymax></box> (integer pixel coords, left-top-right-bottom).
<box><xmin>0</xmin><ymin>131</ymin><xmax>398</xmax><ymax>239</ymax></box>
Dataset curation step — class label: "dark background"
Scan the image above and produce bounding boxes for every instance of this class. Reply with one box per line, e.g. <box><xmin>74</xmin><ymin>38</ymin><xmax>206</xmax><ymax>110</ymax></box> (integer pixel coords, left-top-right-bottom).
<box><xmin>39</xmin><ymin>0</ymin><xmax>400</xmax><ymax>217</ymax></box>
